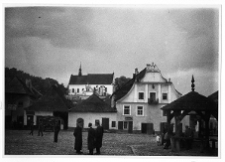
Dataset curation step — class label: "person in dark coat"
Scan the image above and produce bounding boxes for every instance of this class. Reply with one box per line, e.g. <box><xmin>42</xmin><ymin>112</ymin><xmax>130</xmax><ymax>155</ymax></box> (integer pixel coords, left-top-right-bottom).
<box><xmin>38</xmin><ymin>119</ymin><xmax>44</xmax><ymax>136</ymax></box>
<box><xmin>87</xmin><ymin>123</ymin><xmax>95</xmax><ymax>155</ymax></box>
<box><xmin>54</xmin><ymin>120</ymin><xmax>60</xmax><ymax>142</ymax></box>
<box><xmin>163</xmin><ymin>131</ymin><xmax>171</xmax><ymax>149</ymax></box>
<box><xmin>29</xmin><ymin>121</ymin><xmax>34</xmax><ymax>135</ymax></box>
<box><xmin>73</xmin><ymin>122</ymin><xmax>83</xmax><ymax>154</ymax></box>
<box><xmin>95</xmin><ymin>121</ymin><xmax>104</xmax><ymax>155</ymax></box>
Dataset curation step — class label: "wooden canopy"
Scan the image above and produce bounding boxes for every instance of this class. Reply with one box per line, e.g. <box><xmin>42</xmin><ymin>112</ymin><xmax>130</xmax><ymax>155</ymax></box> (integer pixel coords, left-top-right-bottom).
<box><xmin>161</xmin><ymin>91</ymin><xmax>217</xmax><ymax>121</ymax></box>
<box><xmin>161</xmin><ymin>90</ymin><xmax>218</xmax><ymax>147</ymax></box>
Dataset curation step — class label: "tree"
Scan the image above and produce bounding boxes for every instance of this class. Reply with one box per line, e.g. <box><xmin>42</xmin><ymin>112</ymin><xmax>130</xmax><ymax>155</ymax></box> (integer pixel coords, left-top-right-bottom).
<box><xmin>114</xmin><ymin>76</ymin><xmax>130</xmax><ymax>91</ymax></box>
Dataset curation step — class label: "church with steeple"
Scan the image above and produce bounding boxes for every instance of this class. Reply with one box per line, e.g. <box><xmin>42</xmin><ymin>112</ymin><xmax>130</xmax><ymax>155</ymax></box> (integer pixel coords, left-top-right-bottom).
<box><xmin>67</xmin><ymin>64</ymin><xmax>114</xmax><ymax>100</ymax></box>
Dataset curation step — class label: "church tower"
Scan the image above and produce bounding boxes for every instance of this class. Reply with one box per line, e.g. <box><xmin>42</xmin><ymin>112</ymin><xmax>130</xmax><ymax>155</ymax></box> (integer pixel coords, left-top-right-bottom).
<box><xmin>78</xmin><ymin>63</ymin><xmax>82</xmax><ymax>76</ymax></box>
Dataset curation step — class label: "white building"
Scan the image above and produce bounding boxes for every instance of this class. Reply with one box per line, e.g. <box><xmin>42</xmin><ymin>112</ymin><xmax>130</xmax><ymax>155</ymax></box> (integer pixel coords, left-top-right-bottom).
<box><xmin>68</xmin><ymin>65</ymin><xmax>114</xmax><ymax>100</ymax></box>
<box><xmin>68</xmin><ymin>94</ymin><xmax>117</xmax><ymax>129</ymax></box>
<box><xmin>112</xmin><ymin>63</ymin><xmax>183</xmax><ymax>134</ymax></box>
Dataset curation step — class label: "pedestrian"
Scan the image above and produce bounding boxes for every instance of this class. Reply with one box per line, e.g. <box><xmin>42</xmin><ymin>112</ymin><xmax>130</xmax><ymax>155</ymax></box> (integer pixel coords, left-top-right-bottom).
<box><xmin>38</xmin><ymin>119</ymin><xmax>44</xmax><ymax>136</ymax></box>
<box><xmin>87</xmin><ymin>123</ymin><xmax>95</xmax><ymax>155</ymax></box>
<box><xmin>156</xmin><ymin>133</ymin><xmax>161</xmax><ymax>146</ymax></box>
<box><xmin>29</xmin><ymin>121</ymin><xmax>34</xmax><ymax>135</ymax></box>
<box><xmin>95</xmin><ymin>121</ymin><xmax>104</xmax><ymax>155</ymax></box>
<box><xmin>73</xmin><ymin>122</ymin><xmax>83</xmax><ymax>154</ymax></box>
<box><xmin>163</xmin><ymin>131</ymin><xmax>171</xmax><ymax>149</ymax></box>
<box><xmin>54</xmin><ymin>120</ymin><xmax>60</xmax><ymax>142</ymax></box>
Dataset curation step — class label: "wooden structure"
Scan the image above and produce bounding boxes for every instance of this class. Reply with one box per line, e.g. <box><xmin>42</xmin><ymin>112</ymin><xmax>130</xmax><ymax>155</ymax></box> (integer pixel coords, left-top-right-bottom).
<box><xmin>161</xmin><ymin>76</ymin><xmax>218</xmax><ymax>151</ymax></box>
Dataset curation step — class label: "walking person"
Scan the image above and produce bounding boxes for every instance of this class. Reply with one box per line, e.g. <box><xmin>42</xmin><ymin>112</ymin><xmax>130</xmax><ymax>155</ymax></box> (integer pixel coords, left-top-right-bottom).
<box><xmin>73</xmin><ymin>122</ymin><xmax>83</xmax><ymax>154</ymax></box>
<box><xmin>95</xmin><ymin>121</ymin><xmax>104</xmax><ymax>155</ymax></box>
<box><xmin>38</xmin><ymin>119</ymin><xmax>44</xmax><ymax>136</ymax></box>
<box><xmin>29</xmin><ymin>121</ymin><xmax>34</xmax><ymax>135</ymax></box>
<box><xmin>87</xmin><ymin>123</ymin><xmax>95</xmax><ymax>155</ymax></box>
<box><xmin>54</xmin><ymin>120</ymin><xmax>60</xmax><ymax>142</ymax></box>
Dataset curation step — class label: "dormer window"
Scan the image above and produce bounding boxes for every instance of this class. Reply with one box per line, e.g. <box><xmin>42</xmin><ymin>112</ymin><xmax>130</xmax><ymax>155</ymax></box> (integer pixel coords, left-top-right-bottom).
<box><xmin>138</xmin><ymin>92</ymin><xmax>144</xmax><ymax>100</ymax></box>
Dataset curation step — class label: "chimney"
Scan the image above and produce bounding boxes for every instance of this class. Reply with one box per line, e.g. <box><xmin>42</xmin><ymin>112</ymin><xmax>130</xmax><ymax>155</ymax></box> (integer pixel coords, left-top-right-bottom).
<box><xmin>135</xmin><ymin>68</ymin><xmax>138</xmax><ymax>75</ymax></box>
<box><xmin>134</xmin><ymin>68</ymin><xmax>139</xmax><ymax>82</ymax></box>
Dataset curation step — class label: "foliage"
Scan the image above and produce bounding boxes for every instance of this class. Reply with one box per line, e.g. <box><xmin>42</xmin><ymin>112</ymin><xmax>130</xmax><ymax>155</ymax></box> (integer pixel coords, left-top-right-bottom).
<box><xmin>5</xmin><ymin>67</ymin><xmax>67</xmax><ymax>96</ymax></box>
<box><xmin>114</xmin><ymin>76</ymin><xmax>130</xmax><ymax>91</ymax></box>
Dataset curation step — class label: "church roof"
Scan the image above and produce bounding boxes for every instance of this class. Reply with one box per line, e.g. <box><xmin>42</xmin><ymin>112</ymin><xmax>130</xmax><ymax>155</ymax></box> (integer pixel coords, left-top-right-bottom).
<box><xmin>69</xmin><ymin>93</ymin><xmax>117</xmax><ymax>112</ymax></box>
<box><xmin>69</xmin><ymin>73</ymin><xmax>114</xmax><ymax>85</ymax></box>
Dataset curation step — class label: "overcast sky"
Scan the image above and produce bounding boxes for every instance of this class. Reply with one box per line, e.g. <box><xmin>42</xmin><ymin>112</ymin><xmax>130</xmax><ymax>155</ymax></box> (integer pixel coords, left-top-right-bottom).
<box><xmin>5</xmin><ymin>6</ymin><xmax>219</xmax><ymax>96</ymax></box>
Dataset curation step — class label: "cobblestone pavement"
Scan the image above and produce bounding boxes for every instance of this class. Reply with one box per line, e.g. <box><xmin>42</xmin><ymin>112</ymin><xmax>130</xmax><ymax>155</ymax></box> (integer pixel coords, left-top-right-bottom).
<box><xmin>5</xmin><ymin>130</ymin><xmax>218</xmax><ymax>156</ymax></box>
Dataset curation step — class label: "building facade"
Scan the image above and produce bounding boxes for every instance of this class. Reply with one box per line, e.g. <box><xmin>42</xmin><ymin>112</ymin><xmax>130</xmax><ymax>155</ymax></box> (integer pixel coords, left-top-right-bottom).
<box><xmin>68</xmin><ymin>94</ymin><xmax>117</xmax><ymax>130</ymax></box>
<box><xmin>113</xmin><ymin>63</ymin><xmax>182</xmax><ymax>133</ymax></box>
<box><xmin>67</xmin><ymin>65</ymin><xmax>114</xmax><ymax>101</ymax></box>
<box><xmin>5</xmin><ymin>77</ymin><xmax>41</xmax><ymax>129</ymax></box>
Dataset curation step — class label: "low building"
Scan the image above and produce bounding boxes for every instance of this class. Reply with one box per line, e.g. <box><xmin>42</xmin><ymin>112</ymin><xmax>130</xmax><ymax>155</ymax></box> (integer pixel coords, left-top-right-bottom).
<box><xmin>68</xmin><ymin>93</ymin><xmax>117</xmax><ymax>130</ymax></box>
<box><xmin>112</xmin><ymin>63</ymin><xmax>182</xmax><ymax>134</ymax></box>
<box><xmin>25</xmin><ymin>85</ymin><xmax>72</xmax><ymax>130</ymax></box>
<box><xmin>5</xmin><ymin>77</ymin><xmax>41</xmax><ymax>129</ymax></box>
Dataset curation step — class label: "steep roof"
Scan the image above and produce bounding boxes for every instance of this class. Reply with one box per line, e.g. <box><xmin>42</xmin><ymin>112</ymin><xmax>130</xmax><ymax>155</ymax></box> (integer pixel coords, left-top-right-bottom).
<box><xmin>112</xmin><ymin>68</ymin><xmax>146</xmax><ymax>101</ymax></box>
<box><xmin>69</xmin><ymin>73</ymin><xmax>114</xmax><ymax>85</ymax></box>
<box><xmin>208</xmin><ymin>91</ymin><xmax>218</xmax><ymax>103</ymax></box>
<box><xmin>5</xmin><ymin>76</ymin><xmax>42</xmax><ymax>99</ymax></box>
<box><xmin>26</xmin><ymin>85</ymin><xmax>73</xmax><ymax>112</ymax></box>
<box><xmin>70</xmin><ymin>93</ymin><xmax>117</xmax><ymax>112</ymax></box>
<box><xmin>161</xmin><ymin>91</ymin><xmax>217</xmax><ymax>112</ymax></box>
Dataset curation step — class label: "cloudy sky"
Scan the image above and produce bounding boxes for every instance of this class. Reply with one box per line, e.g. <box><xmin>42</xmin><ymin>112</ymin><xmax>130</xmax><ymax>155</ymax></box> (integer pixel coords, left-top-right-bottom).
<box><xmin>5</xmin><ymin>6</ymin><xmax>219</xmax><ymax>96</ymax></box>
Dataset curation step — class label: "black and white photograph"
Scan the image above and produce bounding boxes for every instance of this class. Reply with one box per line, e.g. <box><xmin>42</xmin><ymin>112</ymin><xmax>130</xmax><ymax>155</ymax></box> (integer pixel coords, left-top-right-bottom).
<box><xmin>1</xmin><ymin>1</ymin><xmax>223</xmax><ymax>161</ymax></box>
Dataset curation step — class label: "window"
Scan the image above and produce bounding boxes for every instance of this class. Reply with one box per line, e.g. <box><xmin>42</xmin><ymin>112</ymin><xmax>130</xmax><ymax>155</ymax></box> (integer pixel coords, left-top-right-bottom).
<box><xmin>123</xmin><ymin>105</ymin><xmax>131</xmax><ymax>115</ymax></box>
<box><xmin>72</xmin><ymin>88</ymin><xmax>75</xmax><ymax>93</ymax></box>
<box><xmin>112</xmin><ymin>121</ymin><xmax>116</xmax><ymax>127</ymax></box>
<box><xmin>150</xmin><ymin>92</ymin><xmax>156</xmax><ymax>100</ymax></box>
<box><xmin>162</xmin><ymin>93</ymin><xmax>168</xmax><ymax>100</ymax></box>
<box><xmin>124</xmin><ymin>121</ymin><xmax>128</xmax><ymax>129</ymax></box>
<box><xmin>77</xmin><ymin>88</ymin><xmax>79</xmax><ymax>93</ymax></box>
<box><xmin>138</xmin><ymin>92</ymin><xmax>144</xmax><ymax>100</ymax></box>
<box><xmin>137</xmin><ymin>106</ymin><xmax>144</xmax><ymax>116</ymax></box>
<box><xmin>95</xmin><ymin>119</ymin><xmax>100</xmax><ymax>126</ymax></box>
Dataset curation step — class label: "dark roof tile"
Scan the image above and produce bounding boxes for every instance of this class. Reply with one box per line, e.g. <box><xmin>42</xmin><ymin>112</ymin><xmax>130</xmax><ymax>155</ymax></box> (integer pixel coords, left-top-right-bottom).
<box><xmin>69</xmin><ymin>73</ymin><xmax>113</xmax><ymax>85</ymax></box>
<box><xmin>161</xmin><ymin>91</ymin><xmax>217</xmax><ymax>112</ymax></box>
<box><xmin>70</xmin><ymin>94</ymin><xmax>116</xmax><ymax>112</ymax></box>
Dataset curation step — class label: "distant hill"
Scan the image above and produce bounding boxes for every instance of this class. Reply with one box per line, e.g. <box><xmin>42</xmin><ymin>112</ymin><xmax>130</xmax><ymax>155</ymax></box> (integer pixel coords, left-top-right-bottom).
<box><xmin>5</xmin><ymin>67</ymin><xmax>67</xmax><ymax>96</ymax></box>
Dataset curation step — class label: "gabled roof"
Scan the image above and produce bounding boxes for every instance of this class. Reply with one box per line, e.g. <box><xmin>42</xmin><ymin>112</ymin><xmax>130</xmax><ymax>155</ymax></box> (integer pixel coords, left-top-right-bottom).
<box><xmin>112</xmin><ymin>68</ymin><xmax>146</xmax><ymax>101</ymax></box>
<box><xmin>6</xmin><ymin>77</ymin><xmax>29</xmax><ymax>94</ymax></box>
<box><xmin>161</xmin><ymin>91</ymin><xmax>217</xmax><ymax>112</ymax></box>
<box><xmin>69</xmin><ymin>73</ymin><xmax>114</xmax><ymax>85</ymax></box>
<box><xmin>70</xmin><ymin>93</ymin><xmax>116</xmax><ymax>112</ymax></box>
<box><xmin>26</xmin><ymin>85</ymin><xmax>72</xmax><ymax>112</ymax></box>
<box><xmin>5</xmin><ymin>76</ymin><xmax>42</xmax><ymax>99</ymax></box>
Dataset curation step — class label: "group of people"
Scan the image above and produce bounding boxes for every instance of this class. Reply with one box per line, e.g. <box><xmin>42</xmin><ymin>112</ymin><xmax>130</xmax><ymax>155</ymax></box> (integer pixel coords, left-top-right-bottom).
<box><xmin>28</xmin><ymin>119</ymin><xmax>60</xmax><ymax>143</ymax></box>
<box><xmin>28</xmin><ymin>119</ymin><xmax>44</xmax><ymax>136</ymax></box>
<box><xmin>73</xmin><ymin>121</ymin><xmax>104</xmax><ymax>155</ymax></box>
<box><xmin>155</xmin><ymin>131</ymin><xmax>172</xmax><ymax>149</ymax></box>
<box><xmin>155</xmin><ymin>125</ymin><xmax>194</xmax><ymax>150</ymax></box>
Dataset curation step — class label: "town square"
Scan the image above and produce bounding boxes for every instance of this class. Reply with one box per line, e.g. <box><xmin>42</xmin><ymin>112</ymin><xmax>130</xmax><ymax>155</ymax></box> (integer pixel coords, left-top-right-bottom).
<box><xmin>2</xmin><ymin>3</ymin><xmax>221</xmax><ymax>161</ymax></box>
